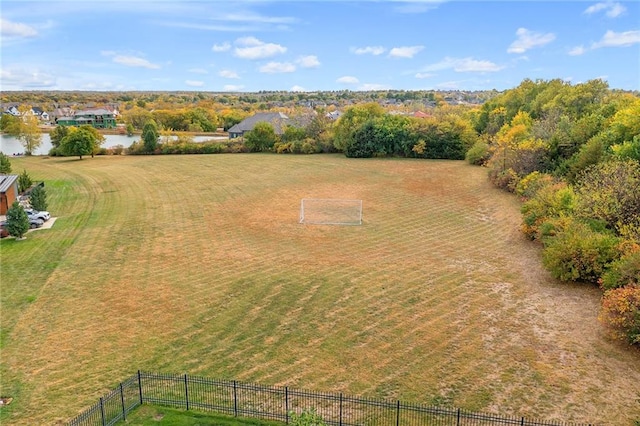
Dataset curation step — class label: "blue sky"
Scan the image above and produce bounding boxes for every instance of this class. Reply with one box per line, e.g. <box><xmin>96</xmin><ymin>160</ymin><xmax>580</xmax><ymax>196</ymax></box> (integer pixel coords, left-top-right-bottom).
<box><xmin>1</xmin><ymin>0</ymin><xmax>639</xmax><ymax>92</ymax></box>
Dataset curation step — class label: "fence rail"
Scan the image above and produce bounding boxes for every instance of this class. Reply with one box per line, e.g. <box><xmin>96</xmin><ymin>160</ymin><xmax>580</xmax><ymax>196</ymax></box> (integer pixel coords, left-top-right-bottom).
<box><xmin>68</xmin><ymin>371</ymin><xmax>594</xmax><ymax>426</ymax></box>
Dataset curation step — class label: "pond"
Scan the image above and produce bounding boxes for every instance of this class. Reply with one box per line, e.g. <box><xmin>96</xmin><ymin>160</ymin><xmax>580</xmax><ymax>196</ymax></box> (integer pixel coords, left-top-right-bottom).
<box><xmin>0</xmin><ymin>133</ymin><xmax>228</xmax><ymax>156</ymax></box>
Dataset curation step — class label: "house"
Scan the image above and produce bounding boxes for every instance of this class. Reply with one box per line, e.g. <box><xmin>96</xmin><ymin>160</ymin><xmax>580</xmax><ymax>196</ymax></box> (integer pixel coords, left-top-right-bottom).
<box><xmin>0</xmin><ymin>175</ymin><xmax>19</xmax><ymax>215</ymax></box>
<box><xmin>228</xmin><ymin>112</ymin><xmax>290</xmax><ymax>139</ymax></box>
<box><xmin>55</xmin><ymin>108</ymin><xmax>117</xmax><ymax>129</ymax></box>
<box><xmin>325</xmin><ymin>110</ymin><xmax>342</xmax><ymax>120</ymax></box>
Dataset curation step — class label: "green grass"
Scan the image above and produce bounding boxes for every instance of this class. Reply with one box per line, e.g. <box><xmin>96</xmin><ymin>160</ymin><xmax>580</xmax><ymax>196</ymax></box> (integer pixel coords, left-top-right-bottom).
<box><xmin>1</xmin><ymin>154</ymin><xmax>639</xmax><ymax>425</ymax></box>
<box><xmin>119</xmin><ymin>406</ymin><xmax>283</xmax><ymax>426</ymax></box>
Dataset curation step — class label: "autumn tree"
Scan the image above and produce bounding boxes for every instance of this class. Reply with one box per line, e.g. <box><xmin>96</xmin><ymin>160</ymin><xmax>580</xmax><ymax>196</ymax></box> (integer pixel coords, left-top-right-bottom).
<box><xmin>4</xmin><ymin>106</ymin><xmax>43</xmax><ymax>155</ymax></box>
<box><xmin>333</xmin><ymin>103</ymin><xmax>385</xmax><ymax>151</ymax></box>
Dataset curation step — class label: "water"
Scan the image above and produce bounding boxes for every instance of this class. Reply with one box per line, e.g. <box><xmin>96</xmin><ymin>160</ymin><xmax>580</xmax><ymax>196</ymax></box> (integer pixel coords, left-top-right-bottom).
<box><xmin>0</xmin><ymin>133</ymin><xmax>228</xmax><ymax>156</ymax></box>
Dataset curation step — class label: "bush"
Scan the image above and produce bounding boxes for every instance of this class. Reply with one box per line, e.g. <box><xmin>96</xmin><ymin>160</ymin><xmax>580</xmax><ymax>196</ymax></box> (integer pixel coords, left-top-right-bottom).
<box><xmin>542</xmin><ymin>219</ymin><xmax>623</xmax><ymax>284</ymax></box>
<box><xmin>289</xmin><ymin>408</ymin><xmax>327</xmax><ymax>426</ymax></box>
<box><xmin>488</xmin><ymin>167</ymin><xmax>519</xmax><ymax>193</ymax></box>
<box><xmin>515</xmin><ymin>171</ymin><xmax>555</xmax><ymax>200</ymax></box>
<box><xmin>520</xmin><ymin>183</ymin><xmax>576</xmax><ymax>240</ymax></box>
<box><xmin>600</xmin><ymin>250</ymin><xmax>640</xmax><ymax>290</ymax></box>
<box><xmin>599</xmin><ymin>285</ymin><xmax>640</xmax><ymax>346</ymax></box>
<box><xmin>465</xmin><ymin>141</ymin><xmax>491</xmax><ymax>165</ymax></box>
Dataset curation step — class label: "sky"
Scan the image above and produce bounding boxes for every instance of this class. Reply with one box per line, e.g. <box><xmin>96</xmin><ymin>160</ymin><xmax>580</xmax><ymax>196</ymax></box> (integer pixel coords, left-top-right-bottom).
<box><xmin>1</xmin><ymin>0</ymin><xmax>639</xmax><ymax>93</ymax></box>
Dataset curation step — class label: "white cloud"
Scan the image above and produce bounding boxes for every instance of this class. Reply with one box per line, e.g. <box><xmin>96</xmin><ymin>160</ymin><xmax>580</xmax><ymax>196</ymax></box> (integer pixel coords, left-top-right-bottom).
<box><xmin>234</xmin><ymin>37</ymin><xmax>286</xmax><ymax>59</ymax></box>
<box><xmin>351</xmin><ymin>46</ymin><xmax>386</xmax><ymax>55</ymax></box>
<box><xmin>358</xmin><ymin>83</ymin><xmax>391</xmax><ymax>91</ymax></box>
<box><xmin>415</xmin><ymin>72</ymin><xmax>434</xmax><ymax>79</ymax></box>
<box><xmin>389</xmin><ymin>45</ymin><xmax>424</xmax><ymax>58</ymax></box>
<box><xmin>592</xmin><ymin>30</ymin><xmax>640</xmax><ymax>48</ymax></box>
<box><xmin>1</xmin><ymin>67</ymin><xmax>55</xmax><ymax>88</ymax></box>
<box><xmin>296</xmin><ymin>55</ymin><xmax>320</xmax><ymax>68</ymax></box>
<box><xmin>259</xmin><ymin>61</ymin><xmax>295</xmax><ymax>73</ymax></box>
<box><xmin>0</xmin><ymin>18</ymin><xmax>38</xmax><ymax>38</ymax></box>
<box><xmin>290</xmin><ymin>85</ymin><xmax>306</xmax><ymax>92</ymax></box>
<box><xmin>112</xmin><ymin>55</ymin><xmax>160</xmax><ymax>69</ymax></box>
<box><xmin>337</xmin><ymin>76</ymin><xmax>359</xmax><ymax>84</ymax></box>
<box><xmin>568</xmin><ymin>45</ymin><xmax>586</xmax><ymax>56</ymax></box>
<box><xmin>188</xmin><ymin>68</ymin><xmax>209</xmax><ymax>74</ymax></box>
<box><xmin>507</xmin><ymin>28</ymin><xmax>556</xmax><ymax>54</ymax></box>
<box><xmin>423</xmin><ymin>57</ymin><xmax>504</xmax><ymax>72</ymax></box>
<box><xmin>584</xmin><ymin>1</ymin><xmax>626</xmax><ymax>17</ymax></box>
<box><xmin>186</xmin><ymin>80</ymin><xmax>204</xmax><ymax>87</ymax></box>
<box><xmin>212</xmin><ymin>42</ymin><xmax>231</xmax><ymax>52</ymax></box>
<box><xmin>223</xmin><ymin>84</ymin><xmax>244</xmax><ymax>91</ymax></box>
<box><xmin>219</xmin><ymin>69</ymin><xmax>240</xmax><ymax>79</ymax></box>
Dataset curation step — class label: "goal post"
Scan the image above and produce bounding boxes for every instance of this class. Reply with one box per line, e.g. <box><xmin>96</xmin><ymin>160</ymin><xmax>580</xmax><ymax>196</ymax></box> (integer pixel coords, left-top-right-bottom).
<box><xmin>299</xmin><ymin>199</ymin><xmax>363</xmax><ymax>225</ymax></box>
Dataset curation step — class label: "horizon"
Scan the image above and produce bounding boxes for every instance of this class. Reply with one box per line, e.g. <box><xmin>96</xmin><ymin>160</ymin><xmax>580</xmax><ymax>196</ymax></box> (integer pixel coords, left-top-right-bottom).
<box><xmin>1</xmin><ymin>0</ymin><xmax>639</xmax><ymax>92</ymax></box>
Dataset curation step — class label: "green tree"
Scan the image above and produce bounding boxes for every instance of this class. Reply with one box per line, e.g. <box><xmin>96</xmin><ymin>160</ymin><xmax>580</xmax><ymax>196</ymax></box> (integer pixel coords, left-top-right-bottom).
<box><xmin>61</xmin><ymin>126</ymin><xmax>104</xmax><ymax>159</ymax></box>
<box><xmin>142</xmin><ymin>120</ymin><xmax>159</xmax><ymax>153</ymax></box>
<box><xmin>5</xmin><ymin>201</ymin><xmax>30</xmax><ymax>239</ymax></box>
<box><xmin>245</xmin><ymin>122</ymin><xmax>277</xmax><ymax>152</ymax></box>
<box><xmin>333</xmin><ymin>102</ymin><xmax>385</xmax><ymax>151</ymax></box>
<box><xmin>0</xmin><ymin>114</ymin><xmax>20</xmax><ymax>133</ymax></box>
<box><xmin>29</xmin><ymin>185</ymin><xmax>48</xmax><ymax>212</ymax></box>
<box><xmin>0</xmin><ymin>152</ymin><xmax>12</xmax><ymax>173</ymax></box>
<box><xmin>126</xmin><ymin>123</ymin><xmax>135</xmax><ymax>136</ymax></box>
<box><xmin>18</xmin><ymin>169</ymin><xmax>32</xmax><ymax>193</ymax></box>
<box><xmin>49</xmin><ymin>125</ymin><xmax>69</xmax><ymax>149</ymax></box>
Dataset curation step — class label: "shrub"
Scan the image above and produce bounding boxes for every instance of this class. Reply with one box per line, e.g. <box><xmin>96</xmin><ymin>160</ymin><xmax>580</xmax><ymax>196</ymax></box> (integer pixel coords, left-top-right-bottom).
<box><xmin>520</xmin><ymin>183</ymin><xmax>576</xmax><ymax>240</ymax></box>
<box><xmin>599</xmin><ymin>285</ymin><xmax>640</xmax><ymax>346</ymax></box>
<box><xmin>542</xmin><ymin>219</ymin><xmax>623</xmax><ymax>284</ymax></box>
<box><xmin>289</xmin><ymin>408</ymin><xmax>327</xmax><ymax>426</ymax></box>
<box><xmin>465</xmin><ymin>141</ymin><xmax>491</xmax><ymax>165</ymax></box>
<box><xmin>488</xmin><ymin>167</ymin><xmax>519</xmax><ymax>193</ymax></box>
<box><xmin>18</xmin><ymin>169</ymin><xmax>32</xmax><ymax>193</ymax></box>
<box><xmin>515</xmin><ymin>171</ymin><xmax>555</xmax><ymax>200</ymax></box>
<box><xmin>600</xmin><ymin>250</ymin><xmax>640</xmax><ymax>290</ymax></box>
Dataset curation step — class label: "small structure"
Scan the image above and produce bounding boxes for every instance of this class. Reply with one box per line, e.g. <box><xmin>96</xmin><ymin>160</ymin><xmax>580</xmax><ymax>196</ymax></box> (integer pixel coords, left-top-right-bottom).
<box><xmin>0</xmin><ymin>175</ymin><xmax>19</xmax><ymax>215</ymax></box>
<box><xmin>228</xmin><ymin>112</ymin><xmax>289</xmax><ymax>139</ymax></box>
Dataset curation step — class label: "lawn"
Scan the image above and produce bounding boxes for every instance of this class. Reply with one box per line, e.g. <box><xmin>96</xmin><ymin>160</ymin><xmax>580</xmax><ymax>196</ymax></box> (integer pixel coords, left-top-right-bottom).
<box><xmin>118</xmin><ymin>405</ymin><xmax>284</xmax><ymax>426</ymax></box>
<box><xmin>0</xmin><ymin>154</ymin><xmax>638</xmax><ymax>425</ymax></box>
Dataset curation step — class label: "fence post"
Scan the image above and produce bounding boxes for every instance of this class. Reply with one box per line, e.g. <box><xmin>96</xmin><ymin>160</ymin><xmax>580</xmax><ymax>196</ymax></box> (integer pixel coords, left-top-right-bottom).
<box><xmin>456</xmin><ymin>408</ymin><xmax>461</xmax><ymax>426</ymax></box>
<box><xmin>285</xmin><ymin>387</ymin><xmax>289</xmax><ymax>424</ymax></box>
<box><xmin>233</xmin><ymin>380</ymin><xmax>238</xmax><ymax>417</ymax></box>
<box><xmin>184</xmin><ymin>374</ymin><xmax>190</xmax><ymax>411</ymax></box>
<box><xmin>120</xmin><ymin>382</ymin><xmax>127</xmax><ymax>421</ymax></box>
<box><xmin>396</xmin><ymin>400</ymin><xmax>400</xmax><ymax>426</ymax></box>
<box><xmin>339</xmin><ymin>393</ymin><xmax>343</xmax><ymax>426</ymax></box>
<box><xmin>137</xmin><ymin>370</ymin><xmax>143</xmax><ymax>405</ymax></box>
<box><xmin>99</xmin><ymin>397</ymin><xmax>106</xmax><ymax>426</ymax></box>
<box><xmin>520</xmin><ymin>417</ymin><xmax>525</xmax><ymax>426</ymax></box>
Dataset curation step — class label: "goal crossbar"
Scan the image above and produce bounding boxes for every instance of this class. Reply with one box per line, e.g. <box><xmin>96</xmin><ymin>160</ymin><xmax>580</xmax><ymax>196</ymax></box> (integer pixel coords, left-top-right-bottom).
<box><xmin>299</xmin><ymin>198</ymin><xmax>363</xmax><ymax>225</ymax></box>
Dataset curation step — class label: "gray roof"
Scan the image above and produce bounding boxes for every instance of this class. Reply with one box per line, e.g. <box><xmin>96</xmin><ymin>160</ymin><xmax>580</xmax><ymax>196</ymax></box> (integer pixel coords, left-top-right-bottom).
<box><xmin>228</xmin><ymin>112</ymin><xmax>289</xmax><ymax>135</ymax></box>
<box><xmin>0</xmin><ymin>175</ymin><xmax>18</xmax><ymax>193</ymax></box>
<box><xmin>75</xmin><ymin>108</ymin><xmax>113</xmax><ymax>116</ymax></box>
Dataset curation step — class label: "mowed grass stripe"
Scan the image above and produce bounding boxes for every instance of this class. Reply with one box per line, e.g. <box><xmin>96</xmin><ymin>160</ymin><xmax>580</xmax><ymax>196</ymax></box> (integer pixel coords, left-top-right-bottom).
<box><xmin>1</xmin><ymin>155</ymin><xmax>638</xmax><ymax>425</ymax></box>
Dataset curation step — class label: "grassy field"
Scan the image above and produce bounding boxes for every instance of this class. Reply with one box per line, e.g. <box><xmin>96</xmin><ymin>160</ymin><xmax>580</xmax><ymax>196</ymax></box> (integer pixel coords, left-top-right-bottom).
<box><xmin>0</xmin><ymin>154</ymin><xmax>638</xmax><ymax>425</ymax></box>
<box><xmin>118</xmin><ymin>405</ymin><xmax>284</xmax><ymax>425</ymax></box>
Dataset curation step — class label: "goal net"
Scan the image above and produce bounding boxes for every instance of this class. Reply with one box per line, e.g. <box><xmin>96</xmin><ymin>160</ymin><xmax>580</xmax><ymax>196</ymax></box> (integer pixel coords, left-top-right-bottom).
<box><xmin>299</xmin><ymin>199</ymin><xmax>363</xmax><ymax>225</ymax></box>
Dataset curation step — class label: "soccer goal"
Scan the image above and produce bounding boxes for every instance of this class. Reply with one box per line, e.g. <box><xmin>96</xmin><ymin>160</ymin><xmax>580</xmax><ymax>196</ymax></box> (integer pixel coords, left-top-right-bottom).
<box><xmin>299</xmin><ymin>198</ymin><xmax>363</xmax><ymax>225</ymax></box>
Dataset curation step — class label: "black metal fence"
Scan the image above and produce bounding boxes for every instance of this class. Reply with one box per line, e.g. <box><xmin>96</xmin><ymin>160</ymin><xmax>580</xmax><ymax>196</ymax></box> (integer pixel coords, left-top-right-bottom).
<box><xmin>68</xmin><ymin>371</ymin><xmax>594</xmax><ymax>426</ymax></box>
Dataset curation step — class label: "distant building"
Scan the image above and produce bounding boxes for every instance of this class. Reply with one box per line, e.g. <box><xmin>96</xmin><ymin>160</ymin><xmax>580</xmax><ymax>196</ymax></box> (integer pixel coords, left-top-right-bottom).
<box><xmin>56</xmin><ymin>108</ymin><xmax>117</xmax><ymax>129</ymax></box>
<box><xmin>228</xmin><ymin>112</ymin><xmax>290</xmax><ymax>139</ymax></box>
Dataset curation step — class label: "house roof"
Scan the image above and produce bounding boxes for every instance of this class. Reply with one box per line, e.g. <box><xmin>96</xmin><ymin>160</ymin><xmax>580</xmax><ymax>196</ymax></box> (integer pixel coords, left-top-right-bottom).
<box><xmin>0</xmin><ymin>175</ymin><xmax>18</xmax><ymax>193</ymax></box>
<box><xmin>228</xmin><ymin>112</ymin><xmax>290</xmax><ymax>135</ymax></box>
<box><xmin>75</xmin><ymin>108</ymin><xmax>113</xmax><ymax>116</ymax></box>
